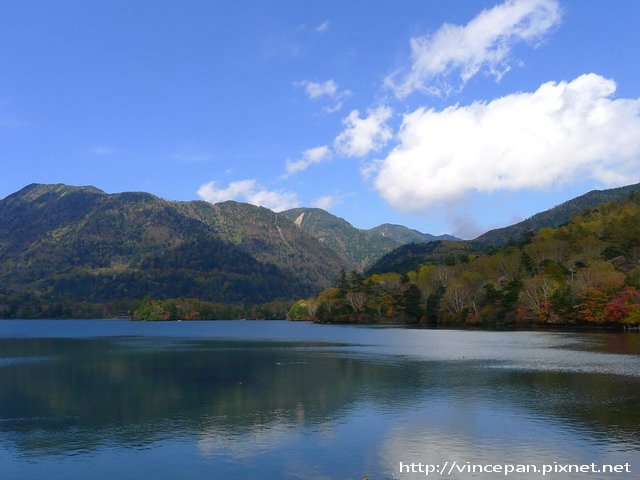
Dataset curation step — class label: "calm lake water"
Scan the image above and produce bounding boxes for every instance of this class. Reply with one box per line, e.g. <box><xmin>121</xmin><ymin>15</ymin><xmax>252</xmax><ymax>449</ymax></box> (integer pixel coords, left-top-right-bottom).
<box><xmin>0</xmin><ymin>320</ymin><xmax>639</xmax><ymax>480</ymax></box>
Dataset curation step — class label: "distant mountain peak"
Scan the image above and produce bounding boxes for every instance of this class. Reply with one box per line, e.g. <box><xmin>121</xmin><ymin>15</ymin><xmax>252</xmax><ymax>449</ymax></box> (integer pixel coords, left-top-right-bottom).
<box><xmin>7</xmin><ymin>183</ymin><xmax>106</xmax><ymax>203</ymax></box>
<box><xmin>281</xmin><ymin>206</ymin><xmax>459</xmax><ymax>270</ymax></box>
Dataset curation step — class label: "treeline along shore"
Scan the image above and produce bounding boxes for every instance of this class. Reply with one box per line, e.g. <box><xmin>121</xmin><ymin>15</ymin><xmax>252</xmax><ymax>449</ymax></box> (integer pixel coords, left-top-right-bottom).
<box><xmin>287</xmin><ymin>194</ymin><xmax>640</xmax><ymax>329</ymax></box>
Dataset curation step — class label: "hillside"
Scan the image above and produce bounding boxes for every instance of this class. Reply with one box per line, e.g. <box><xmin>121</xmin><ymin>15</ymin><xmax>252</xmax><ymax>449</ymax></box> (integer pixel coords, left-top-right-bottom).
<box><xmin>175</xmin><ymin>201</ymin><xmax>344</xmax><ymax>290</ymax></box>
<box><xmin>293</xmin><ymin>193</ymin><xmax>640</xmax><ymax>328</ymax></box>
<box><xmin>281</xmin><ymin>207</ymin><xmax>459</xmax><ymax>270</ymax></box>
<box><xmin>0</xmin><ymin>184</ymin><xmax>345</xmax><ymax>315</ymax></box>
<box><xmin>365</xmin><ymin>241</ymin><xmax>474</xmax><ymax>276</ymax></box>
<box><xmin>473</xmin><ymin>182</ymin><xmax>640</xmax><ymax>247</ymax></box>
<box><xmin>369</xmin><ymin>224</ymin><xmax>458</xmax><ymax>244</ymax></box>
<box><xmin>366</xmin><ymin>183</ymin><xmax>640</xmax><ymax>275</ymax></box>
<box><xmin>280</xmin><ymin>208</ymin><xmax>397</xmax><ymax>269</ymax></box>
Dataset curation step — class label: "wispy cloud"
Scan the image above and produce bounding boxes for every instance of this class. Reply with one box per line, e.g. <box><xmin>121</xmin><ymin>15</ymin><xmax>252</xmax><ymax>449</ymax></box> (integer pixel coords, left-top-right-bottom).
<box><xmin>313</xmin><ymin>192</ymin><xmax>352</xmax><ymax>211</ymax></box>
<box><xmin>334</xmin><ymin>106</ymin><xmax>393</xmax><ymax>157</ymax></box>
<box><xmin>297</xmin><ymin>79</ymin><xmax>339</xmax><ymax>99</ymax></box>
<box><xmin>295</xmin><ymin>79</ymin><xmax>352</xmax><ymax>113</ymax></box>
<box><xmin>373</xmin><ymin>74</ymin><xmax>640</xmax><ymax>211</ymax></box>
<box><xmin>385</xmin><ymin>0</ymin><xmax>562</xmax><ymax>97</ymax></box>
<box><xmin>284</xmin><ymin>145</ymin><xmax>332</xmax><ymax>177</ymax></box>
<box><xmin>315</xmin><ymin>21</ymin><xmax>330</xmax><ymax>33</ymax></box>
<box><xmin>197</xmin><ymin>179</ymin><xmax>300</xmax><ymax>212</ymax></box>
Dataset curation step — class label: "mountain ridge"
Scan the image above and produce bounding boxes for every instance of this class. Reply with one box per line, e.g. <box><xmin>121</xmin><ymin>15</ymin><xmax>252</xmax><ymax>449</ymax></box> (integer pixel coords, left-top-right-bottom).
<box><xmin>280</xmin><ymin>207</ymin><xmax>460</xmax><ymax>270</ymax></box>
<box><xmin>473</xmin><ymin>182</ymin><xmax>640</xmax><ymax>247</ymax></box>
<box><xmin>367</xmin><ymin>182</ymin><xmax>640</xmax><ymax>275</ymax></box>
<box><xmin>0</xmin><ymin>183</ymin><xmax>345</xmax><ymax>308</ymax></box>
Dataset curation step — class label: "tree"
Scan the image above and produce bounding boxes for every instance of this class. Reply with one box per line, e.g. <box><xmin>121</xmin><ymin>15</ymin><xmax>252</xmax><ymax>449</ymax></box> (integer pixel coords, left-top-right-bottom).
<box><xmin>403</xmin><ymin>284</ymin><xmax>422</xmax><ymax>320</ymax></box>
<box><xmin>521</xmin><ymin>275</ymin><xmax>559</xmax><ymax>322</ymax></box>
<box><xmin>287</xmin><ymin>301</ymin><xmax>310</xmax><ymax>321</ymax></box>
<box><xmin>334</xmin><ymin>269</ymin><xmax>348</xmax><ymax>296</ymax></box>
<box><xmin>348</xmin><ymin>270</ymin><xmax>365</xmax><ymax>292</ymax></box>
<box><xmin>345</xmin><ymin>291</ymin><xmax>368</xmax><ymax>313</ymax></box>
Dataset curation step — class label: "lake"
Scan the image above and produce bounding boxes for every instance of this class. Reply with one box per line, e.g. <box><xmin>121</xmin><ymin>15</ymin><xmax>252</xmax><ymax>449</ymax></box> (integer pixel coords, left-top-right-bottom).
<box><xmin>0</xmin><ymin>320</ymin><xmax>639</xmax><ymax>479</ymax></box>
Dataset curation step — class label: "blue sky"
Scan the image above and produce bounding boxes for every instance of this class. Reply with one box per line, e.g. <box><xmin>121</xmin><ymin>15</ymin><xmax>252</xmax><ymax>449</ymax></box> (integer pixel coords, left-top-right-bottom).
<box><xmin>2</xmin><ymin>0</ymin><xmax>640</xmax><ymax>238</ymax></box>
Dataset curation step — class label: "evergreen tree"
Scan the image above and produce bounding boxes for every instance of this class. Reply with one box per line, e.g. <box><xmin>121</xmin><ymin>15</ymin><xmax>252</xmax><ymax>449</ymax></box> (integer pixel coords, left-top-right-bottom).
<box><xmin>334</xmin><ymin>269</ymin><xmax>349</xmax><ymax>297</ymax></box>
<box><xmin>403</xmin><ymin>284</ymin><xmax>423</xmax><ymax>320</ymax></box>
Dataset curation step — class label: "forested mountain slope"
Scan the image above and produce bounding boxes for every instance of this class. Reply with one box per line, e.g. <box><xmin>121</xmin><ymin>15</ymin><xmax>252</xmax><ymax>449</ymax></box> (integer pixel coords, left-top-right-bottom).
<box><xmin>281</xmin><ymin>207</ymin><xmax>459</xmax><ymax>270</ymax></box>
<box><xmin>367</xmin><ymin>183</ymin><xmax>640</xmax><ymax>275</ymax></box>
<box><xmin>0</xmin><ymin>184</ymin><xmax>344</xmax><ymax>315</ymax></box>
<box><xmin>473</xmin><ymin>182</ymin><xmax>640</xmax><ymax>247</ymax></box>
<box><xmin>292</xmin><ymin>194</ymin><xmax>640</xmax><ymax>327</ymax></box>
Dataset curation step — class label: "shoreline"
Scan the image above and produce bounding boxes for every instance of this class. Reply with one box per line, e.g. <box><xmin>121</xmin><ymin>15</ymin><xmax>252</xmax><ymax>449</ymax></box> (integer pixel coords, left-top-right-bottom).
<box><xmin>2</xmin><ymin>316</ymin><xmax>638</xmax><ymax>333</ymax></box>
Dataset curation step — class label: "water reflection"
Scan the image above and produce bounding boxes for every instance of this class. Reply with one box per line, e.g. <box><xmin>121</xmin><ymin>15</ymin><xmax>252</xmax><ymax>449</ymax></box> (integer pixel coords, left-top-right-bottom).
<box><xmin>0</xmin><ymin>322</ymin><xmax>638</xmax><ymax>480</ymax></box>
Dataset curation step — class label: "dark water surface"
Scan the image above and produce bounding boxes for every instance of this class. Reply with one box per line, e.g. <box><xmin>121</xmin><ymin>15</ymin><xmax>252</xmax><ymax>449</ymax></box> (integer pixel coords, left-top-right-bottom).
<box><xmin>0</xmin><ymin>320</ymin><xmax>639</xmax><ymax>479</ymax></box>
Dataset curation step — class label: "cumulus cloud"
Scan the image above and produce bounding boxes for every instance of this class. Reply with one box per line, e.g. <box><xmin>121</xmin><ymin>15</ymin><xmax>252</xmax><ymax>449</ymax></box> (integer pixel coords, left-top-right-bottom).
<box><xmin>197</xmin><ymin>179</ymin><xmax>300</xmax><ymax>212</ymax></box>
<box><xmin>295</xmin><ymin>79</ymin><xmax>351</xmax><ymax>112</ymax></box>
<box><xmin>334</xmin><ymin>106</ymin><xmax>394</xmax><ymax>157</ymax></box>
<box><xmin>373</xmin><ymin>74</ymin><xmax>640</xmax><ymax>211</ymax></box>
<box><xmin>284</xmin><ymin>145</ymin><xmax>332</xmax><ymax>176</ymax></box>
<box><xmin>385</xmin><ymin>0</ymin><xmax>561</xmax><ymax>97</ymax></box>
<box><xmin>315</xmin><ymin>21</ymin><xmax>330</xmax><ymax>33</ymax></box>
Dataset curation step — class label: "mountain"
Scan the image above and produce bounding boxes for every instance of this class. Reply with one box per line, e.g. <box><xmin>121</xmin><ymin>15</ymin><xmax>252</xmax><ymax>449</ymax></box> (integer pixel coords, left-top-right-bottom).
<box><xmin>174</xmin><ymin>200</ymin><xmax>344</xmax><ymax>289</ymax></box>
<box><xmin>281</xmin><ymin>208</ymin><xmax>459</xmax><ymax>270</ymax></box>
<box><xmin>365</xmin><ymin>241</ymin><xmax>473</xmax><ymax>276</ymax></box>
<box><xmin>280</xmin><ymin>208</ymin><xmax>397</xmax><ymax>269</ymax></box>
<box><xmin>366</xmin><ymin>182</ymin><xmax>640</xmax><ymax>275</ymax></box>
<box><xmin>369</xmin><ymin>223</ymin><xmax>459</xmax><ymax>244</ymax></box>
<box><xmin>0</xmin><ymin>184</ymin><xmax>344</xmax><ymax>308</ymax></box>
<box><xmin>300</xmin><ymin>192</ymin><xmax>640</xmax><ymax>327</ymax></box>
<box><xmin>473</xmin><ymin>182</ymin><xmax>640</xmax><ymax>248</ymax></box>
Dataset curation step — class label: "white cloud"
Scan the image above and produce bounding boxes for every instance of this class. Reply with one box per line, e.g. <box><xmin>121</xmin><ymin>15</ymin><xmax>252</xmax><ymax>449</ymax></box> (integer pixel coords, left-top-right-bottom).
<box><xmin>315</xmin><ymin>21</ymin><xmax>330</xmax><ymax>33</ymax></box>
<box><xmin>197</xmin><ymin>179</ymin><xmax>300</xmax><ymax>212</ymax></box>
<box><xmin>297</xmin><ymin>79</ymin><xmax>338</xmax><ymax>99</ymax></box>
<box><xmin>313</xmin><ymin>195</ymin><xmax>339</xmax><ymax>210</ymax></box>
<box><xmin>334</xmin><ymin>106</ymin><xmax>394</xmax><ymax>157</ymax></box>
<box><xmin>295</xmin><ymin>79</ymin><xmax>351</xmax><ymax>112</ymax></box>
<box><xmin>314</xmin><ymin>192</ymin><xmax>355</xmax><ymax>210</ymax></box>
<box><xmin>385</xmin><ymin>0</ymin><xmax>561</xmax><ymax>98</ymax></box>
<box><xmin>373</xmin><ymin>74</ymin><xmax>640</xmax><ymax>211</ymax></box>
<box><xmin>359</xmin><ymin>158</ymin><xmax>383</xmax><ymax>180</ymax></box>
<box><xmin>285</xmin><ymin>145</ymin><xmax>332</xmax><ymax>177</ymax></box>
<box><xmin>322</xmin><ymin>102</ymin><xmax>345</xmax><ymax>114</ymax></box>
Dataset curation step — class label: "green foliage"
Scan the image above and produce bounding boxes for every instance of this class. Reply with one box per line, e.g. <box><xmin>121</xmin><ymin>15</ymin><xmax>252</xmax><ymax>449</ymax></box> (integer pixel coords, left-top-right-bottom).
<box><xmin>287</xmin><ymin>301</ymin><xmax>311</xmax><ymax>321</ymax></box>
<box><xmin>130</xmin><ymin>297</ymin><xmax>293</xmax><ymax>321</ymax></box>
<box><xmin>334</xmin><ymin>269</ymin><xmax>348</xmax><ymax>296</ymax></box>
<box><xmin>366</xmin><ymin>241</ymin><xmax>474</xmax><ymax>275</ymax></box>
<box><xmin>602</xmin><ymin>245</ymin><xmax>623</xmax><ymax>260</ymax></box>
<box><xmin>403</xmin><ymin>284</ymin><xmax>423</xmax><ymax>320</ymax></box>
<box><xmin>131</xmin><ymin>297</ymin><xmax>173</xmax><ymax>321</ymax></box>
<box><xmin>348</xmin><ymin>270</ymin><xmax>365</xmax><ymax>292</ymax></box>
<box><xmin>521</xmin><ymin>251</ymin><xmax>535</xmax><ymax>274</ymax></box>
<box><xmin>425</xmin><ymin>285</ymin><xmax>446</xmax><ymax>324</ymax></box>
